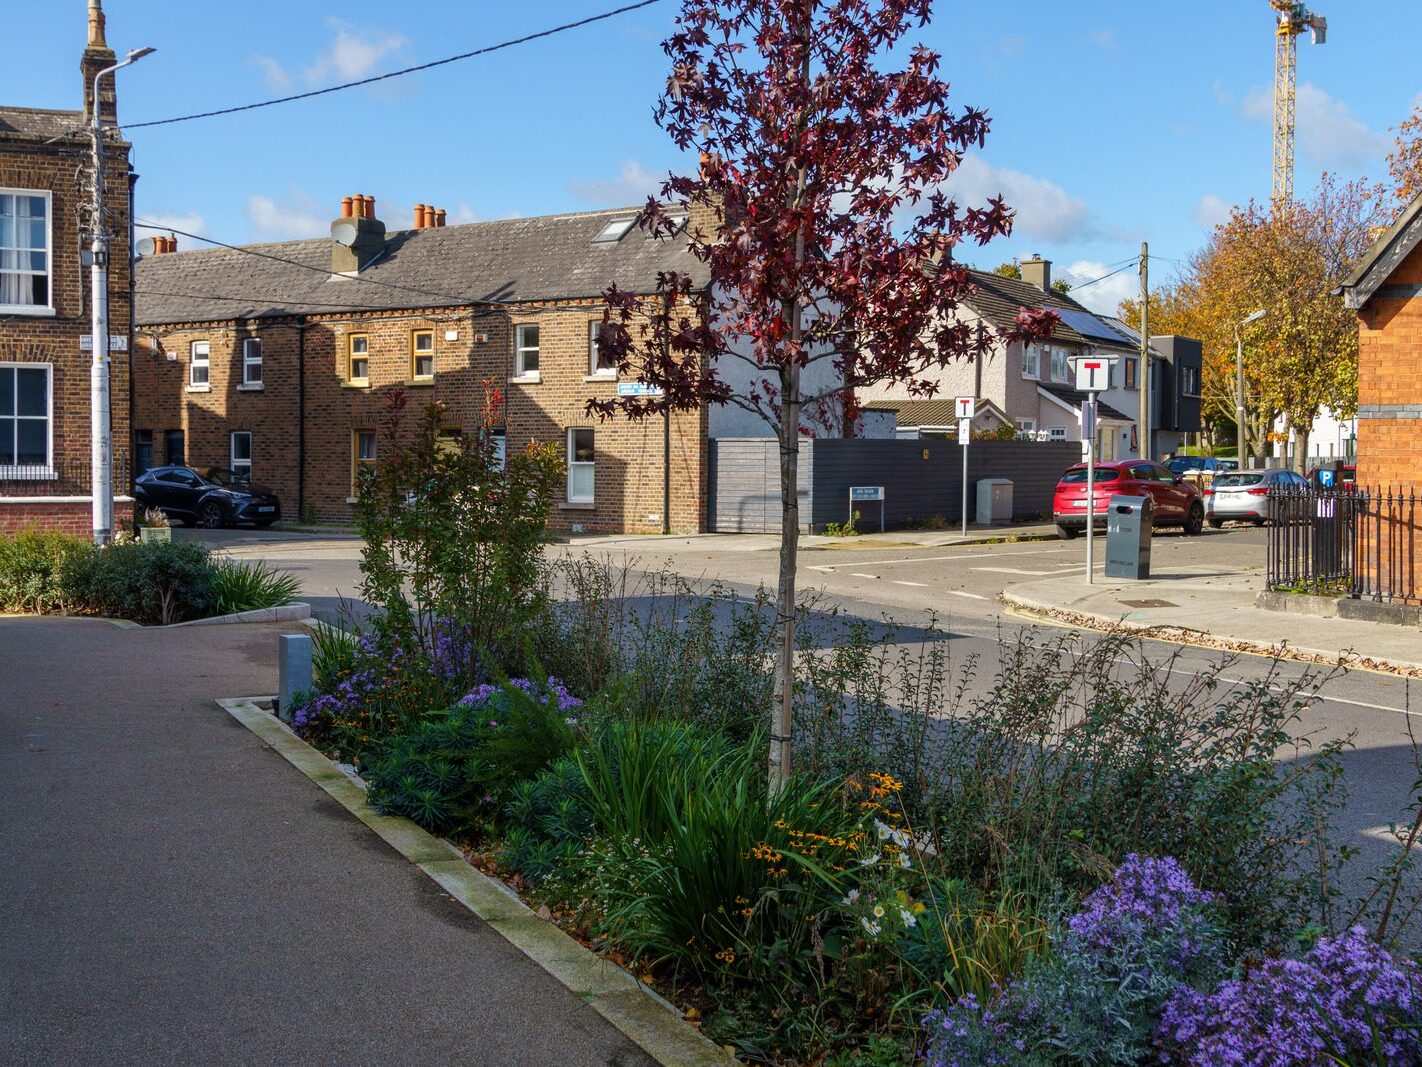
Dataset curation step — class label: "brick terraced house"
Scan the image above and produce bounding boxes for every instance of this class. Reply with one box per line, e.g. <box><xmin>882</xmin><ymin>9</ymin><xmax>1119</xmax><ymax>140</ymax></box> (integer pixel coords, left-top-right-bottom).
<box><xmin>133</xmin><ymin>196</ymin><xmax>714</xmax><ymax>532</ymax></box>
<box><xmin>0</xmin><ymin>1</ymin><xmax>134</xmax><ymax>535</ymax></box>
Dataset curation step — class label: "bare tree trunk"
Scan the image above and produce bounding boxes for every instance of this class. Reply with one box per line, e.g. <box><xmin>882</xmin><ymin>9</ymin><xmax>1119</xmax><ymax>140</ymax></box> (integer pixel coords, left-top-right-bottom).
<box><xmin>769</xmin><ymin>360</ymin><xmax>801</xmax><ymax>794</ymax></box>
<box><xmin>767</xmin><ymin>0</ymin><xmax>813</xmax><ymax>795</ymax></box>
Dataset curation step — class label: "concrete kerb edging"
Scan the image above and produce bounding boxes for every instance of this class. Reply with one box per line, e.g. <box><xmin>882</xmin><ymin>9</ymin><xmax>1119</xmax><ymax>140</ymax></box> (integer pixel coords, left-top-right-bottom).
<box><xmin>217</xmin><ymin>697</ymin><xmax>735</xmax><ymax>1067</ymax></box>
<box><xmin>999</xmin><ymin>591</ymin><xmax>1422</xmax><ymax>679</ymax></box>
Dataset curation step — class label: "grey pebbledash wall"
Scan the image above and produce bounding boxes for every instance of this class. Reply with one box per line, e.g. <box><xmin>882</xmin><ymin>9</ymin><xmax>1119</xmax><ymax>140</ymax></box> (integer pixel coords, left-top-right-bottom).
<box><xmin>708</xmin><ymin>438</ymin><xmax>1081</xmax><ymax>533</ymax></box>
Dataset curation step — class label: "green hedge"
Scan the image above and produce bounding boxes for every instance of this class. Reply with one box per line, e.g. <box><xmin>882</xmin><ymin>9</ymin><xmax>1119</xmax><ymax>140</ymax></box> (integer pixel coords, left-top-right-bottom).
<box><xmin>0</xmin><ymin>531</ymin><xmax>93</xmax><ymax>613</ymax></box>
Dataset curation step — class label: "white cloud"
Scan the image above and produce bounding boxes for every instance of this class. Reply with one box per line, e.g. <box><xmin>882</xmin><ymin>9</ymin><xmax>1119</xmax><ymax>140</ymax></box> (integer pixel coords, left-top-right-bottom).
<box><xmin>944</xmin><ymin>155</ymin><xmax>1090</xmax><ymax>244</ymax></box>
<box><xmin>1058</xmin><ymin>259</ymin><xmax>1137</xmax><ymax>318</ymax></box>
<box><xmin>452</xmin><ymin>203</ymin><xmax>480</xmax><ymax>224</ymax></box>
<box><xmin>142</xmin><ymin>212</ymin><xmax>207</xmax><ymax>238</ymax></box>
<box><xmin>1212</xmin><ymin>80</ymin><xmax>1235</xmax><ymax>108</ymax></box>
<box><xmin>568</xmin><ymin>160</ymin><xmax>665</xmax><ymax>206</ymax></box>
<box><xmin>247</xmin><ymin>194</ymin><xmax>327</xmax><ymax>240</ymax></box>
<box><xmin>302</xmin><ymin>19</ymin><xmax>408</xmax><ymax>84</ymax></box>
<box><xmin>1191</xmin><ymin>194</ymin><xmax>1232</xmax><ymax>230</ymax></box>
<box><xmin>249</xmin><ymin>55</ymin><xmax>292</xmax><ymax>91</ymax></box>
<box><xmin>1239</xmin><ymin>82</ymin><xmax>1387</xmax><ymax>169</ymax></box>
<box><xmin>1087</xmin><ymin>28</ymin><xmax>1115</xmax><ymax>49</ymax></box>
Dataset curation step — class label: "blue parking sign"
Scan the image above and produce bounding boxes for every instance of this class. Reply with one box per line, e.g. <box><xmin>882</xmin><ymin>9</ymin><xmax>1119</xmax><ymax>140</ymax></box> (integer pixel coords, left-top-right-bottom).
<box><xmin>1318</xmin><ymin>468</ymin><xmax>1335</xmax><ymax>488</ymax></box>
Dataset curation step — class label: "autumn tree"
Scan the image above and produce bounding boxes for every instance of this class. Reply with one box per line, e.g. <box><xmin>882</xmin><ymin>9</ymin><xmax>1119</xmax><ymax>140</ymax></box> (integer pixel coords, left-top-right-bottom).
<box><xmin>992</xmin><ymin>259</ymin><xmax>1072</xmax><ymax>292</ymax></box>
<box><xmin>1387</xmin><ymin>99</ymin><xmax>1422</xmax><ymax>209</ymax></box>
<box><xmin>590</xmin><ymin>0</ymin><xmax>1056</xmax><ymax>789</ymax></box>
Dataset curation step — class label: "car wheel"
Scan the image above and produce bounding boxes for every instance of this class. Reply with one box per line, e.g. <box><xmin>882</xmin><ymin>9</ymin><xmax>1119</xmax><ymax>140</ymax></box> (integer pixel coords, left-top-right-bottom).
<box><xmin>199</xmin><ymin>501</ymin><xmax>227</xmax><ymax>529</ymax></box>
<box><xmin>1207</xmin><ymin>517</ymin><xmax>1225</xmax><ymax>529</ymax></box>
<box><xmin>1183</xmin><ymin>503</ymin><xmax>1205</xmax><ymax>536</ymax></box>
<box><xmin>1056</xmin><ymin>523</ymin><xmax>1079</xmax><ymax>540</ymax></box>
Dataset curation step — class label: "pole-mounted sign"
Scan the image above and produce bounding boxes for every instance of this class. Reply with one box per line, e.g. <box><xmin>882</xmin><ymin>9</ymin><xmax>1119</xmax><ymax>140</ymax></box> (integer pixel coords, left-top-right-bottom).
<box><xmin>1071</xmin><ymin>356</ymin><xmax>1115</xmax><ymax>586</ymax></box>
<box><xmin>956</xmin><ymin>397</ymin><xmax>975</xmax><ymax>536</ymax></box>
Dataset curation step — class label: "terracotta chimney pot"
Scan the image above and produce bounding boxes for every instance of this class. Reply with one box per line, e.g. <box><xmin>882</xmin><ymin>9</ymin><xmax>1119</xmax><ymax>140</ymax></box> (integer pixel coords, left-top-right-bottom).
<box><xmin>435</xmin><ymin>209</ymin><xmax>446</xmax><ymax>228</ymax></box>
<box><xmin>416</xmin><ymin>204</ymin><xmax>428</xmax><ymax>229</ymax></box>
<box><xmin>341</xmin><ymin>196</ymin><xmax>354</xmax><ymax>219</ymax></box>
<box><xmin>365</xmin><ymin>196</ymin><xmax>376</xmax><ymax>219</ymax></box>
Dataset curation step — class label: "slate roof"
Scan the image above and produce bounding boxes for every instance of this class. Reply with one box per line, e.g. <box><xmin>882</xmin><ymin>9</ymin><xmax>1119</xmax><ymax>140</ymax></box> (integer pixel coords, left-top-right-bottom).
<box><xmin>135</xmin><ymin>207</ymin><xmax>711</xmax><ymax>325</ymax></box>
<box><xmin>961</xmin><ymin>269</ymin><xmax>1137</xmax><ymax>352</ymax></box>
<box><xmin>0</xmin><ymin>106</ymin><xmax>85</xmax><ymax>142</ymax></box>
<box><xmin>1038</xmin><ymin>383</ymin><xmax>1132</xmax><ymax>422</ymax></box>
<box><xmin>1337</xmin><ymin>190</ymin><xmax>1422</xmax><ymax>310</ymax></box>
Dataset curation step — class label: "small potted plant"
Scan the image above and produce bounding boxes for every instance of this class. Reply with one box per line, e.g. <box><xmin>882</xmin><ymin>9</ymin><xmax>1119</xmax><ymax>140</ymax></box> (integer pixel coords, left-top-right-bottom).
<box><xmin>139</xmin><ymin>507</ymin><xmax>172</xmax><ymax>544</ymax></box>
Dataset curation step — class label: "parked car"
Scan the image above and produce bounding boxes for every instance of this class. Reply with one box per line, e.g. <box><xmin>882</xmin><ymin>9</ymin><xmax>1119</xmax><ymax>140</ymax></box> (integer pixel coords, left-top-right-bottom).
<box><xmin>1052</xmin><ymin>460</ymin><xmax>1206</xmax><ymax>539</ymax></box>
<box><xmin>1204</xmin><ymin>468</ymin><xmax>1307</xmax><ymax>527</ymax></box>
<box><xmin>133</xmin><ymin>465</ymin><xmax>281</xmax><ymax>528</ymax></box>
<box><xmin>1166</xmin><ymin>456</ymin><xmax>1238</xmax><ymax>478</ymax></box>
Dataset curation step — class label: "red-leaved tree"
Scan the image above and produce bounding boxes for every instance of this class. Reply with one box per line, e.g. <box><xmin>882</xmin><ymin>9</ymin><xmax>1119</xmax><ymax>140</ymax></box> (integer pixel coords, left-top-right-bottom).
<box><xmin>589</xmin><ymin>0</ymin><xmax>1058</xmax><ymax>790</ymax></box>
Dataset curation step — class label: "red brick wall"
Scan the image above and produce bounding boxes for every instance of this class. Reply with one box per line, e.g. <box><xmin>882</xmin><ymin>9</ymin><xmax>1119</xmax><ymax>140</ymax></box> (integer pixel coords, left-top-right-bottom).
<box><xmin>1356</xmin><ymin>243</ymin><xmax>1422</xmax><ymax>488</ymax></box>
<box><xmin>133</xmin><ymin>299</ymin><xmax>708</xmax><ymax>532</ymax></box>
<box><xmin>0</xmin><ymin>498</ymin><xmax>134</xmax><ymax>537</ymax></box>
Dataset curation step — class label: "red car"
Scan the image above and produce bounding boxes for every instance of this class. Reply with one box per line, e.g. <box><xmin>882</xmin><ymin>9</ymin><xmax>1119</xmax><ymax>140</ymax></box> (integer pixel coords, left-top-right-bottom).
<box><xmin>1052</xmin><ymin>460</ymin><xmax>1206</xmax><ymax>540</ymax></box>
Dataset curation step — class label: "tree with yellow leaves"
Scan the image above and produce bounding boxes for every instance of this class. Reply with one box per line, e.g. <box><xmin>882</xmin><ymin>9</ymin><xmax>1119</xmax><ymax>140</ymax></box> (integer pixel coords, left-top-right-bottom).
<box><xmin>1387</xmin><ymin>100</ymin><xmax>1422</xmax><ymax>209</ymax></box>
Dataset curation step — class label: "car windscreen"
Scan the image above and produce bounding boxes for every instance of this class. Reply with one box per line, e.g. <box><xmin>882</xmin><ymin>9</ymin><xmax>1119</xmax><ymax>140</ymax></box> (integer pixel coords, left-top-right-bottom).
<box><xmin>204</xmin><ymin>468</ymin><xmax>244</xmax><ymax>487</ymax></box>
<box><xmin>1212</xmin><ymin>474</ymin><xmax>1264</xmax><ymax>488</ymax></box>
<box><xmin>1059</xmin><ymin>468</ymin><xmax>1121</xmax><ymax>484</ymax></box>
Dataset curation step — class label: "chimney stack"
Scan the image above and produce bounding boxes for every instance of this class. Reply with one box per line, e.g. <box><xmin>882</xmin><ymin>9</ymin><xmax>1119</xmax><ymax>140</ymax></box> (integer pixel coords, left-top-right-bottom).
<box><xmin>332</xmin><ymin>193</ymin><xmax>386</xmax><ymax>273</ymax></box>
<box><xmin>81</xmin><ymin>0</ymin><xmax>119</xmax><ymax>124</ymax></box>
<box><xmin>1021</xmin><ymin>254</ymin><xmax>1052</xmax><ymax>293</ymax></box>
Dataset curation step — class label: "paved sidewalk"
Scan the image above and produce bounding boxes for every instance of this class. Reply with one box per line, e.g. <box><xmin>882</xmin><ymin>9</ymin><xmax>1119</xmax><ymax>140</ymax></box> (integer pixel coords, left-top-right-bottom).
<box><xmin>0</xmin><ymin>616</ymin><xmax>652</xmax><ymax>1066</ymax></box>
<box><xmin>1001</xmin><ymin>562</ymin><xmax>1422</xmax><ymax>674</ymax></box>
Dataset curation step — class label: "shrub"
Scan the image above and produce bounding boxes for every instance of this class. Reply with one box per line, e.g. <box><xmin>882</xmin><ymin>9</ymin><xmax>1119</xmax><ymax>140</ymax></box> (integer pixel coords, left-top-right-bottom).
<box><xmin>0</xmin><ymin>530</ymin><xmax>93</xmax><ymax>613</ymax></box>
<box><xmin>211</xmin><ymin>559</ymin><xmax>300</xmax><ymax>615</ymax></box>
<box><xmin>1158</xmin><ymin>926</ymin><xmax>1422</xmax><ymax>1066</ymax></box>
<box><xmin>498</xmin><ymin>754</ymin><xmax>594</xmax><ymax>883</ymax></box>
<box><xmin>59</xmin><ymin>538</ymin><xmax>217</xmax><ymax>624</ymax></box>
<box><xmin>923</xmin><ymin>856</ymin><xmax>1229</xmax><ymax>1067</ymax></box>
<box><xmin>308</xmin><ymin>620</ymin><xmax>359</xmax><ymax>693</ymax></box>
<box><xmin>362</xmin><ymin>677</ymin><xmax>581</xmax><ymax>838</ymax></box>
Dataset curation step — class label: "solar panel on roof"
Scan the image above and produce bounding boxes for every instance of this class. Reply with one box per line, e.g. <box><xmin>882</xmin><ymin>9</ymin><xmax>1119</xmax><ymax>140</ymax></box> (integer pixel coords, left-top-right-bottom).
<box><xmin>1054</xmin><ymin>308</ymin><xmax>1135</xmax><ymax>346</ymax></box>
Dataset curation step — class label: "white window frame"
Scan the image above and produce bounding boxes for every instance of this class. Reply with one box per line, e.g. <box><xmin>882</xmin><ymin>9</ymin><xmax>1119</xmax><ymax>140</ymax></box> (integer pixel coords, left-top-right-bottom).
<box><xmin>1050</xmin><ymin>347</ymin><xmax>1069</xmax><ymax>382</ymax></box>
<box><xmin>567</xmin><ymin>427</ymin><xmax>595</xmax><ymax>504</ymax></box>
<box><xmin>1048</xmin><ymin>426</ymin><xmax>1068</xmax><ymax>441</ymax></box>
<box><xmin>1015</xmin><ymin>418</ymin><xmax>1036</xmax><ymax>441</ymax></box>
<box><xmin>230</xmin><ymin>430</ymin><xmax>252</xmax><ymax>481</ymax></box>
<box><xmin>412</xmin><ymin>329</ymin><xmax>435</xmax><ymax>380</ymax></box>
<box><xmin>0</xmin><ymin>362</ymin><xmax>53</xmax><ymax>475</ymax></box>
<box><xmin>515</xmin><ymin>324</ymin><xmax>540</xmax><ymax>379</ymax></box>
<box><xmin>242</xmin><ymin>337</ymin><xmax>263</xmax><ymax>386</ymax></box>
<box><xmin>0</xmin><ymin>189</ymin><xmax>54</xmax><ymax>316</ymax></box>
<box><xmin>189</xmin><ymin>341</ymin><xmax>210</xmax><ymax>387</ymax></box>
<box><xmin>1020</xmin><ymin>343</ymin><xmax>1039</xmax><ymax>378</ymax></box>
<box><xmin>588</xmin><ymin>320</ymin><xmax>615</xmax><ymax>378</ymax></box>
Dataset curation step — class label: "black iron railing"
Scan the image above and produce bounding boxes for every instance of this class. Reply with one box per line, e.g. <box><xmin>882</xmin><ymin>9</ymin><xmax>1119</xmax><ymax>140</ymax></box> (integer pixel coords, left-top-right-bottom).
<box><xmin>0</xmin><ymin>454</ymin><xmax>131</xmax><ymax>498</ymax></box>
<box><xmin>1267</xmin><ymin>485</ymin><xmax>1419</xmax><ymax>604</ymax></box>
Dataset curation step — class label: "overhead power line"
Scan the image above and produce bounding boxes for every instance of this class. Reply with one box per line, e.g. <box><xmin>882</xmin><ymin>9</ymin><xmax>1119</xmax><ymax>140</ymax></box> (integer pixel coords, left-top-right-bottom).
<box><xmin>1066</xmin><ymin>261</ymin><xmax>1137</xmax><ymax>293</ymax></box>
<box><xmin>125</xmin><ymin>0</ymin><xmax>668</xmax><ymax>131</ymax></box>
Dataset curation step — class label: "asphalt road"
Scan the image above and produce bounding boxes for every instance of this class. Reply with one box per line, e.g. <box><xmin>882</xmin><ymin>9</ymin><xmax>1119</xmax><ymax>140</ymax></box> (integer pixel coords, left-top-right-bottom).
<box><xmin>0</xmin><ymin>615</ymin><xmax>653</xmax><ymax>1066</ymax></box>
<box><xmin>198</xmin><ymin>523</ymin><xmax>1422</xmax><ymax>939</ymax></box>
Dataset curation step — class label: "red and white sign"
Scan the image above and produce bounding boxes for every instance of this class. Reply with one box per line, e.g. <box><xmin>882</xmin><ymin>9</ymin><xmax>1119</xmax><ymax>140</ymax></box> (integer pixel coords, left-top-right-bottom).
<box><xmin>955</xmin><ymin>396</ymin><xmax>976</xmax><ymax>420</ymax></box>
<box><xmin>1073</xmin><ymin>356</ymin><xmax>1113</xmax><ymax>393</ymax></box>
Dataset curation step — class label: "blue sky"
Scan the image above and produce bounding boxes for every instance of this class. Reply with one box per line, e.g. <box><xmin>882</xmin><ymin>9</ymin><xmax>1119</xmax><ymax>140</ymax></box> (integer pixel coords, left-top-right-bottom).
<box><xmin>10</xmin><ymin>1</ymin><xmax>1419</xmax><ymax>315</ymax></box>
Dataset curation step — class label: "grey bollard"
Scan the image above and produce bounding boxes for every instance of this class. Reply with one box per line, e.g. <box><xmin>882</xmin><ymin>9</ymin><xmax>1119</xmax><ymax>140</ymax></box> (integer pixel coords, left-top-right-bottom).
<box><xmin>278</xmin><ymin>633</ymin><xmax>313</xmax><ymax>724</ymax></box>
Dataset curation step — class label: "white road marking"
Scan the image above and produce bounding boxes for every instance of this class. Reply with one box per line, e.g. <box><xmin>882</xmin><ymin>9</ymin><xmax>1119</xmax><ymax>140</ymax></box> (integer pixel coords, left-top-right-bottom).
<box><xmin>974</xmin><ymin>566</ymin><xmax>1078</xmax><ymax>576</ymax></box>
<box><xmin>1364</xmin><ymin>826</ymin><xmax>1422</xmax><ymax>849</ymax></box>
<box><xmin>807</xmin><ymin>547</ymin><xmax>1075</xmax><ymax>572</ymax></box>
<box><xmin>1128</xmin><ymin>658</ymin><xmax>1420</xmax><ymax>719</ymax></box>
<box><xmin>892</xmin><ymin>580</ymin><xmax>928</xmax><ymax>587</ymax></box>
<box><xmin>944</xmin><ymin>590</ymin><xmax>989</xmax><ymax>600</ymax></box>
<box><xmin>851</xmin><ymin>573</ymin><xmax>879</xmax><ymax>579</ymax></box>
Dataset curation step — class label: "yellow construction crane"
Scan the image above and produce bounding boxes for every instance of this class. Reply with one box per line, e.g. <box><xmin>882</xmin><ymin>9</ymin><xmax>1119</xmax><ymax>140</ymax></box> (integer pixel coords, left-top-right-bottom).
<box><xmin>1271</xmin><ymin>1</ymin><xmax>1327</xmax><ymax>203</ymax></box>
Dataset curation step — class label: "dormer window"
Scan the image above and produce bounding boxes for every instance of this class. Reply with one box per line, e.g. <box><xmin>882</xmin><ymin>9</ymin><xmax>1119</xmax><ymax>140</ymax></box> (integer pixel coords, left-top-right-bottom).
<box><xmin>593</xmin><ymin>218</ymin><xmax>637</xmax><ymax>244</ymax></box>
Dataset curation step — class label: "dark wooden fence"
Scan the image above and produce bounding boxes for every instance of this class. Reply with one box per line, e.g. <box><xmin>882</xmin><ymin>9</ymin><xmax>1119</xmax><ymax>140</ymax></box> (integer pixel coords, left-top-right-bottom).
<box><xmin>708</xmin><ymin>438</ymin><xmax>1081</xmax><ymax>533</ymax></box>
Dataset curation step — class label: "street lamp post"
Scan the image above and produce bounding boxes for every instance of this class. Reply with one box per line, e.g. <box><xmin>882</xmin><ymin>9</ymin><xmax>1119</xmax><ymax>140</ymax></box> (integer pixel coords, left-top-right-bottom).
<box><xmin>89</xmin><ymin>46</ymin><xmax>153</xmax><ymax>545</ymax></box>
<box><xmin>1235</xmin><ymin>309</ymin><xmax>1267</xmax><ymax>470</ymax></box>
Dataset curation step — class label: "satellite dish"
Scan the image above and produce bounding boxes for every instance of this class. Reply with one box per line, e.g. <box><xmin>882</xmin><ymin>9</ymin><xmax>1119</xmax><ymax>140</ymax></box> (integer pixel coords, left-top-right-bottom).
<box><xmin>135</xmin><ymin>236</ymin><xmax>158</xmax><ymax>258</ymax></box>
<box><xmin>331</xmin><ymin>220</ymin><xmax>359</xmax><ymax>247</ymax></box>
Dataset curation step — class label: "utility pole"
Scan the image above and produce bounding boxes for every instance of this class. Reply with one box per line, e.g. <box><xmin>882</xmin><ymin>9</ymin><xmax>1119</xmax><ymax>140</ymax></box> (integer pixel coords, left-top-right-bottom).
<box><xmin>1138</xmin><ymin>241</ymin><xmax>1150</xmax><ymax>462</ymax></box>
<box><xmin>88</xmin><ymin>44</ymin><xmax>153</xmax><ymax>545</ymax></box>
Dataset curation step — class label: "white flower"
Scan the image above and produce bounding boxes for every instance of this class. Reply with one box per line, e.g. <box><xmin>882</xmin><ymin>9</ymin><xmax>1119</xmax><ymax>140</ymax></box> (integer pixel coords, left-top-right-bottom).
<box><xmin>859</xmin><ymin>852</ymin><xmax>881</xmax><ymax>867</ymax></box>
<box><xmin>842</xmin><ymin>888</ymin><xmax>861</xmax><ymax>906</ymax></box>
<box><xmin>874</xmin><ymin>818</ymin><xmax>892</xmax><ymax>841</ymax></box>
<box><xmin>890</xmin><ymin>826</ymin><xmax>910</xmax><ymax>848</ymax></box>
<box><xmin>897</xmin><ymin>852</ymin><xmax>912</xmax><ymax>870</ymax></box>
<box><xmin>872</xmin><ymin>904</ymin><xmax>886</xmax><ymax>919</ymax></box>
<box><xmin>860</xmin><ymin>917</ymin><xmax>882</xmax><ymax>938</ymax></box>
<box><xmin>899</xmin><ymin>908</ymin><xmax>917</xmax><ymax>928</ymax></box>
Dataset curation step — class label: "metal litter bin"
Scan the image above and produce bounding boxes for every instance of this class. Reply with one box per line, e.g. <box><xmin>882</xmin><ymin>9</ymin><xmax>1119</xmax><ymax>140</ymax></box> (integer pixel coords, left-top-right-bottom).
<box><xmin>1104</xmin><ymin>494</ymin><xmax>1153</xmax><ymax>580</ymax></box>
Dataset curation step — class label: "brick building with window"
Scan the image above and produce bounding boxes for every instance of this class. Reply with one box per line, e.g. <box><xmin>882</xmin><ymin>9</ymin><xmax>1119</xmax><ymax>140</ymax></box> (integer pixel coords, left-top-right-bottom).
<box><xmin>0</xmin><ymin>1</ymin><xmax>134</xmax><ymax>534</ymax></box>
<box><xmin>132</xmin><ymin>196</ymin><xmax>712</xmax><ymax>532</ymax></box>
